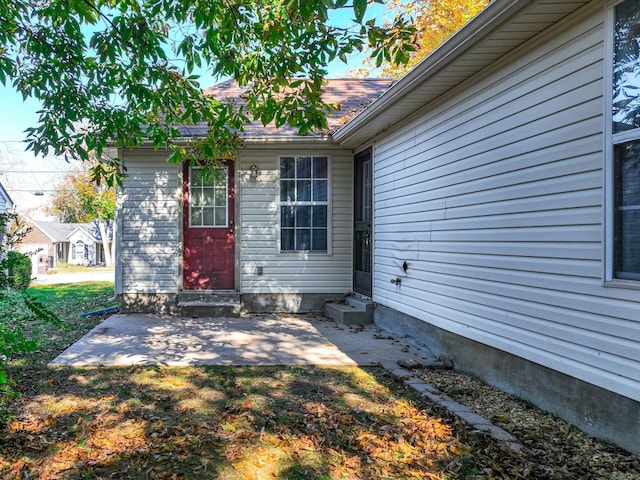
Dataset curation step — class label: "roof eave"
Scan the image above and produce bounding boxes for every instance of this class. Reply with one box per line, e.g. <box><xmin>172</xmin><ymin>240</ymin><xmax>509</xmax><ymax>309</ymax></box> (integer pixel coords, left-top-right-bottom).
<box><xmin>332</xmin><ymin>0</ymin><xmax>529</xmax><ymax>148</ymax></box>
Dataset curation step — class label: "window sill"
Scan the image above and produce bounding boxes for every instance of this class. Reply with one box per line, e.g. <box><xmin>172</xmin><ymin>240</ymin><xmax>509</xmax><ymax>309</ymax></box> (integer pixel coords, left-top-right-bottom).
<box><xmin>603</xmin><ymin>279</ymin><xmax>640</xmax><ymax>290</ymax></box>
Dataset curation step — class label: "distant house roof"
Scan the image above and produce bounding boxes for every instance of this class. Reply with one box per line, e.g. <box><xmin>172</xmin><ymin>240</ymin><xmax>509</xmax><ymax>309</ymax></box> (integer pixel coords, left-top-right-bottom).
<box><xmin>32</xmin><ymin>220</ymin><xmax>111</xmax><ymax>243</ymax></box>
<box><xmin>175</xmin><ymin>78</ymin><xmax>395</xmax><ymax>139</ymax></box>
<box><xmin>33</xmin><ymin>221</ymin><xmax>85</xmax><ymax>242</ymax></box>
<box><xmin>67</xmin><ymin>222</ymin><xmax>112</xmax><ymax>242</ymax></box>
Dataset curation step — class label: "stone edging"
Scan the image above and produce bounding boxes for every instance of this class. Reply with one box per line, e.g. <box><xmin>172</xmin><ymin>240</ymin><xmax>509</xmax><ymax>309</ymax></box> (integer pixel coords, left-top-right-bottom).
<box><xmin>379</xmin><ymin>360</ymin><xmax>523</xmax><ymax>453</ymax></box>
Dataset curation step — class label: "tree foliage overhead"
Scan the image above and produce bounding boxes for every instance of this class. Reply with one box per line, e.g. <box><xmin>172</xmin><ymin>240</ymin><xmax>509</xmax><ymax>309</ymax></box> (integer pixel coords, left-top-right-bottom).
<box><xmin>379</xmin><ymin>0</ymin><xmax>489</xmax><ymax>77</ymax></box>
<box><xmin>0</xmin><ymin>0</ymin><xmax>416</xmax><ymax>184</ymax></box>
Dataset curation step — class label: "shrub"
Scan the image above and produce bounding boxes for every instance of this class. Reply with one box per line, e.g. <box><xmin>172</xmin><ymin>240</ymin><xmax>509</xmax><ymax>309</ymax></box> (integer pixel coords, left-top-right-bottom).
<box><xmin>7</xmin><ymin>251</ymin><xmax>31</xmax><ymax>290</ymax></box>
<box><xmin>0</xmin><ymin>214</ymin><xmax>62</xmax><ymax>420</ymax></box>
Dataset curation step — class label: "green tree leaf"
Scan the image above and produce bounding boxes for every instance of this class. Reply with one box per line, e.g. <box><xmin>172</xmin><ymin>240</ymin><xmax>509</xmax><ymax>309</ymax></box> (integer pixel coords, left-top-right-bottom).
<box><xmin>0</xmin><ymin>0</ymin><xmax>416</xmax><ymax>182</ymax></box>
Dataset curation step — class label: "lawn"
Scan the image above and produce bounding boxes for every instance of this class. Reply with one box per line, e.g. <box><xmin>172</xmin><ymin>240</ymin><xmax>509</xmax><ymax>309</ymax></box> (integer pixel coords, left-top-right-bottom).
<box><xmin>0</xmin><ymin>283</ymin><xmax>638</xmax><ymax>479</ymax></box>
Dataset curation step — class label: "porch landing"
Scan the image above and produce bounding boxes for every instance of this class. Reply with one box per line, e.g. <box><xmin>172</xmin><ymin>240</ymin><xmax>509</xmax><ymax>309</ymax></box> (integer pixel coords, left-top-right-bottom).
<box><xmin>49</xmin><ymin>313</ymin><xmax>436</xmax><ymax>367</ymax></box>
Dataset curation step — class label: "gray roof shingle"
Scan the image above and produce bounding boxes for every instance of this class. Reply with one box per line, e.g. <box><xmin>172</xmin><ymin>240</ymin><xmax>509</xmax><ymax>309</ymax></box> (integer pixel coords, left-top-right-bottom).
<box><xmin>176</xmin><ymin>78</ymin><xmax>394</xmax><ymax>138</ymax></box>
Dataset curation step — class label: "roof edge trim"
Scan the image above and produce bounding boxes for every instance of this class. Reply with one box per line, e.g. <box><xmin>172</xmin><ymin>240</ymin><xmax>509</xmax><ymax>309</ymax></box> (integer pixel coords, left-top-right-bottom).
<box><xmin>333</xmin><ymin>0</ymin><xmax>524</xmax><ymax>146</ymax></box>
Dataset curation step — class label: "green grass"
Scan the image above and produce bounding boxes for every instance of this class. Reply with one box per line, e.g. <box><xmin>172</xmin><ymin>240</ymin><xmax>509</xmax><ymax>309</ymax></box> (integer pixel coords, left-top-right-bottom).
<box><xmin>51</xmin><ymin>264</ymin><xmax>115</xmax><ymax>274</ymax></box>
<box><xmin>8</xmin><ymin>282</ymin><xmax>117</xmax><ymax>369</ymax></box>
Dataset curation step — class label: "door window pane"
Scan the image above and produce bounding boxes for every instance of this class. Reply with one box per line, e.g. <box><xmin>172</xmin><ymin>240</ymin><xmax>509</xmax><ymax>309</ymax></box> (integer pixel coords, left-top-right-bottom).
<box><xmin>202</xmin><ymin>208</ymin><xmax>214</xmax><ymax>226</ymax></box>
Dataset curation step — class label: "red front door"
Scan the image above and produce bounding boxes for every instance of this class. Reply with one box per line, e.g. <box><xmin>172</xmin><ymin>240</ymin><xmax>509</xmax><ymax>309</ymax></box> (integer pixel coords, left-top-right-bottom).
<box><xmin>183</xmin><ymin>161</ymin><xmax>235</xmax><ymax>290</ymax></box>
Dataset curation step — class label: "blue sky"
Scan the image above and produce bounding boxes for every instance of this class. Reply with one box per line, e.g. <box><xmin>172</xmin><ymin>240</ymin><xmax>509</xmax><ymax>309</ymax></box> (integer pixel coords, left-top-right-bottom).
<box><xmin>0</xmin><ymin>4</ymin><xmax>388</xmax><ymax>143</ymax></box>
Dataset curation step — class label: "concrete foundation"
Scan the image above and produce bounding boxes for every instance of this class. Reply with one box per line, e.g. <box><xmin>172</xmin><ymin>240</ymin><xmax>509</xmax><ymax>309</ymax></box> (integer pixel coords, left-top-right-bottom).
<box><xmin>242</xmin><ymin>293</ymin><xmax>344</xmax><ymax>313</ymax></box>
<box><xmin>120</xmin><ymin>292</ymin><xmax>345</xmax><ymax>315</ymax></box>
<box><xmin>375</xmin><ymin>305</ymin><xmax>640</xmax><ymax>455</ymax></box>
<box><xmin>120</xmin><ymin>293</ymin><xmax>179</xmax><ymax>315</ymax></box>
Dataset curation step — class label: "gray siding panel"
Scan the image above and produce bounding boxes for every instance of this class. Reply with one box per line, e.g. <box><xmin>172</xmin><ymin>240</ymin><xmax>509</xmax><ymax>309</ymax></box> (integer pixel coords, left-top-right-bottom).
<box><xmin>120</xmin><ymin>152</ymin><xmax>181</xmax><ymax>293</ymax></box>
<box><xmin>372</xmin><ymin>10</ymin><xmax>640</xmax><ymax>401</ymax></box>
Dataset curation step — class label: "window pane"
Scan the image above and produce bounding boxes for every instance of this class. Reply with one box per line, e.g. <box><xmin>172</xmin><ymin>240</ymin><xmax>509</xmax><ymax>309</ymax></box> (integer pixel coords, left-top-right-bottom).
<box><xmin>297</xmin><ymin>157</ymin><xmax>311</xmax><ymax>178</ymax></box>
<box><xmin>313</xmin><ymin>179</ymin><xmax>328</xmax><ymax>201</ymax></box>
<box><xmin>203</xmin><ymin>188</ymin><xmax>214</xmax><ymax>206</ymax></box>
<box><xmin>281</xmin><ymin>157</ymin><xmax>296</xmax><ymax>178</ymax></box>
<box><xmin>296</xmin><ymin>229</ymin><xmax>311</xmax><ymax>250</ymax></box>
<box><xmin>191</xmin><ymin>170</ymin><xmax>203</xmax><ymax>186</ymax></box>
<box><xmin>214</xmin><ymin>207</ymin><xmax>226</xmax><ymax>225</ymax></box>
<box><xmin>281</xmin><ymin>229</ymin><xmax>295</xmax><ymax>250</ymax></box>
<box><xmin>615</xmin><ymin>141</ymin><xmax>640</xmax><ymax>278</ymax></box>
<box><xmin>296</xmin><ymin>206</ymin><xmax>311</xmax><ymax>227</ymax></box>
<box><xmin>613</xmin><ymin>0</ymin><xmax>640</xmax><ymax>133</ymax></box>
<box><xmin>203</xmin><ymin>208</ymin><xmax>214</xmax><ymax>226</ymax></box>
<box><xmin>281</xmin><ymin>206</ymin><xmax>295</xmax><ymax>227</ymax></box>
<box><xmin>281</xmin><ymin>180</ymin><xmax>295</xmax><ymax>202</ymax></box>
<box><xmin>312</xmin><ymin>229</ymin><xmax>327</xmax><ymax>251</ymax></box>
<box><xmin>313</xmin><ymin>157</ymin><xmax>328</xmax><ymax>178</ymax></box>
<box><xmin>215</xmin><ymin>187</ymin><xmax>227</xmax><ymax>205</ymax></box>
<box><xmin>297</xmin><ymin>180</ymin><xmax>311</xmax><ymax>201</ymax></box>
<box><xmin>213</xmin><ymin>168</ymin><xmax>227</xmax><ymax>187</ymax></box>
<box><xmin>191</xmin><ymin>208</ymin><xmax>203</xmax><ymax>226</ymax></box>
<box><xmin>312</xmin><ymin>205</ymin><xmax>327</xmax><ymax>227</ymax></box>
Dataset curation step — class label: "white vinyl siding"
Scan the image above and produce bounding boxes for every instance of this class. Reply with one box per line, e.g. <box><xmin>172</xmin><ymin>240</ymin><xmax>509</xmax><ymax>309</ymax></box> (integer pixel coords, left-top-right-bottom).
<box><xmin>119</xmin><ymin>151</ymin><xmax>181</xmax><ymax>293</ymax></box>
<box><xmin>372</xmin><ymin>7</ymin><xmax>640</xmax><ymax>402</ymax></box>
<box><xmin>238</xmin><ymin>147</ymin><xmax>352</xmax><ymax>294</ymax></box>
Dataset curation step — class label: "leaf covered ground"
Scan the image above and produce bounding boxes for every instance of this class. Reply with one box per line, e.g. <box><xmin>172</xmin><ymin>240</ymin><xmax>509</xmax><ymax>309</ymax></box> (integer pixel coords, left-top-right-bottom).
<box><xmin>1</xmin><ymin>282</ymin><xmax>639</xmax><ymax>479</ymax></box>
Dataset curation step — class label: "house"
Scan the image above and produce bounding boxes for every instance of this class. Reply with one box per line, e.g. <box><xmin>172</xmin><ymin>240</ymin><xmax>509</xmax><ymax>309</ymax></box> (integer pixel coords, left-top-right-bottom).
<box><xmin>115</xmin><ymin>0</ymin><xmax>640</xmax><ymax>453</ymax></box>
<box><xmin>18</xmin><ymin>220</ymin><xmax>112</xmax><ymax>276</ymax></box>
<box><xmin>0</xmin><ymin>181</ymin><xmax>14</xmax><ymax>246</ymax></box>
<box><xmin>116</xmin><ymin>78</ymin><xmax>394</xmax><ymax>313</ymax></box>
<box><xmin>0</xmin><ymin>181</ymin><xmax>12</xmax><ymax>215</ymax></box>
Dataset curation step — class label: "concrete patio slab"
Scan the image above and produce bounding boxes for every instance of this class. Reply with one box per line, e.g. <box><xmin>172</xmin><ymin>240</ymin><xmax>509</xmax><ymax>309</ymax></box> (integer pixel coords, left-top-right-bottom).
<box><xmin>50</xmin><ymin>313</ymin><xmax>437</xmax><ymax>367</ymax></box>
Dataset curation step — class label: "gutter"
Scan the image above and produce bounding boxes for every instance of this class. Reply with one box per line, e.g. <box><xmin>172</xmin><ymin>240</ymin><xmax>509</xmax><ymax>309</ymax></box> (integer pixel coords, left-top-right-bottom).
<box><xmin>116</xmin><ymin>135</ymin><xmax>340</xmax><ymax>153</ymax></box>
<box><xmin>333</xmin><ymin>0</ymin><xmax>527</xmax><ymax>145</ymax></box>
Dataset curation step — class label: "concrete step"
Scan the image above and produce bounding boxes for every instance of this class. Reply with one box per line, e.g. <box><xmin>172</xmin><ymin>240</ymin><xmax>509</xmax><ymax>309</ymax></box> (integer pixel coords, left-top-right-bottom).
<box><xmin>324</xmin><ymin>296</ymin><xmax>374</xmax><ymax>325</ymax></box>
<box><xmin>178</xmin><ymin>290</ymin><xmax>241</xmax><ymax>318</ymax></box>
<box><xmin>346</xmin><ymin>295</ymin><xmax>374</xmax><ymax>313</ymax></box>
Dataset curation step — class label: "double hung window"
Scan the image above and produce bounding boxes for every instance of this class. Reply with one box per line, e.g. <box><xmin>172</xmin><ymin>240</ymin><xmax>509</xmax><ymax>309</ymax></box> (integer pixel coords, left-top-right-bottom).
<box><xmin>280</xmin><ymin>156</ymin><xmax>328</xmax><ymax>252</ymax></box>
<box><xmin>611</xmin><ymin>0</ymin><xmax>640</xmax><ymax>280</ymax></box>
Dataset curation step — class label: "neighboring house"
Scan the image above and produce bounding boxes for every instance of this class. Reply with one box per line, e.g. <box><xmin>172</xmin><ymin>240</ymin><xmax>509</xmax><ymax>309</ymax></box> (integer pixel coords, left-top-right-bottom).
<box><xmin>116</xmin><ymin>0</ymin><xmax>640</xmax><ymax>453</ymax></box>
<box><xmin>0</xmin><ymin>181</ymin><xmax>14</xmax><ymax>248</ymax></box>
<box><xmin>18</xmin><ymin>220</ymin><xmax>111</xmax><ymax>276</ymax></box>
<box><xmin>0</xmin><ymin>181</ymin><xmax>13</xmax><ymax>215</ymax></box>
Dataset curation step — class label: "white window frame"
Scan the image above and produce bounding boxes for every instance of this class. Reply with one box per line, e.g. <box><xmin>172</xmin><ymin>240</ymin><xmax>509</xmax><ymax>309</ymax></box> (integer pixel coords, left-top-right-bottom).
<box><xmin>605</xmin><ymin>0</ymin><xmax>640</xmax><ymax>287</ymax></box>
<box><xmin>277</xmin><ymin>155</ymin><xmax>332</xmax><ymax>254</ymax></box>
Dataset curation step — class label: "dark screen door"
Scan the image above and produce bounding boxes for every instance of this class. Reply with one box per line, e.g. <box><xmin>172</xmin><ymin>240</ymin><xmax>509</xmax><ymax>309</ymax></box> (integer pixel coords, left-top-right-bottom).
<box><xmin>354</xmin><ymin>149</ymin><xmax>372</xmax><ymax>297</ymax></box>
